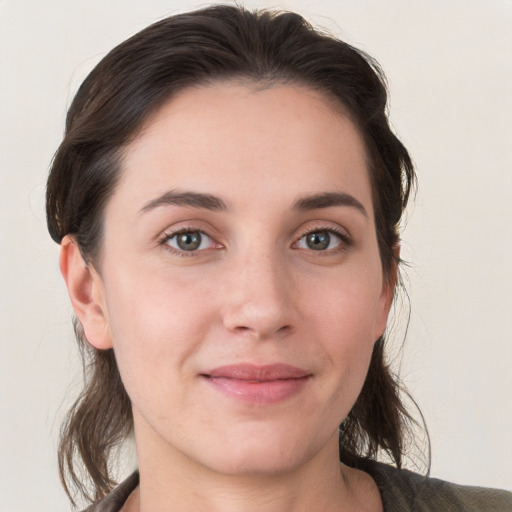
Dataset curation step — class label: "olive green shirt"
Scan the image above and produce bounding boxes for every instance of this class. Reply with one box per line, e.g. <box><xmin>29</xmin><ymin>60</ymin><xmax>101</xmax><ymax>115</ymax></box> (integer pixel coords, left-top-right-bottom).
<box><xmin>83</xmin><ymin>461</ymin><xmax>512</xmax><ymax>511</ymax></box>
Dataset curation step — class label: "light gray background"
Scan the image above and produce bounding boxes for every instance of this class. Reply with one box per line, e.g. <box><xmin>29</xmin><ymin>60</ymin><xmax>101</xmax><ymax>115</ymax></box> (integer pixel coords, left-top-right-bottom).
<box><xmin>1</xmin><ymin>0</ymin><xmax>511</xmax><ymax>510</ymax></box>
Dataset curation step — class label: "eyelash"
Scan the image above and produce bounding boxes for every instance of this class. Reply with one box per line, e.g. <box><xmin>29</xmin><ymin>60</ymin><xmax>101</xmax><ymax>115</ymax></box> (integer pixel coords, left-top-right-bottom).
<box><xmin>295</xmin><ymin>226</ymin><xmax>352</xmax><ymax>254</ymax></box>
<box><xmin>159</xmin><ymin>227</ymin><xmax>218</xmax><ymax>257</ymax></box>
<box><xmin>158</xmin><ymin>225</ymin><xmax>352</xmax><ymax>257</ymax></box>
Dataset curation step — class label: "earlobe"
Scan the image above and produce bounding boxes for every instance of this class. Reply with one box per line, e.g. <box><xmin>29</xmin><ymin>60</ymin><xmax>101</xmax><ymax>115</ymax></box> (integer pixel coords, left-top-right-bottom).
<box><xmin>59</xmin><ymin>235</ymin><xmax>113</xmax><ymax>350</ymax></box>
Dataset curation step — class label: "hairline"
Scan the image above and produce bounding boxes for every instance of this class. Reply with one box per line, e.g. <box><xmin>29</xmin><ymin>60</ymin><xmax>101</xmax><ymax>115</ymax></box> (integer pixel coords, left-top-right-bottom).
<box><xmin>89</xmin><ymin>77</ymin><xmax>386</xmax><ymax>275</ymax></box>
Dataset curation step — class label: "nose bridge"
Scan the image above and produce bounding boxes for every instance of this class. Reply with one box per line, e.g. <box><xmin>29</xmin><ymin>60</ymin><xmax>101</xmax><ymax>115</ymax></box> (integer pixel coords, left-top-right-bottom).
<box><xmin>221</xmin><ymin>241</ymin><xmax>294</xmax><ymax>338</ymax></box>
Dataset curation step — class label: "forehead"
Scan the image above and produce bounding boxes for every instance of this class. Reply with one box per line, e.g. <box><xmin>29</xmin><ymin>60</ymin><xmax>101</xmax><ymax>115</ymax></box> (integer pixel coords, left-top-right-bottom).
<box><xmin>115</xmin><ymin>82</ymin><xmax>373</xmax><ymax>216</ymax></box>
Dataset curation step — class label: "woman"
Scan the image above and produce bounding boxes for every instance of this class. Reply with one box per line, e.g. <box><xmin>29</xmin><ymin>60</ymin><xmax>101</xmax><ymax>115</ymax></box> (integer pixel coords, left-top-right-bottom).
<box><xmin>46</xmin><ymin>5</ymin><xmax>512</xmax><ymax>511</ymax></box>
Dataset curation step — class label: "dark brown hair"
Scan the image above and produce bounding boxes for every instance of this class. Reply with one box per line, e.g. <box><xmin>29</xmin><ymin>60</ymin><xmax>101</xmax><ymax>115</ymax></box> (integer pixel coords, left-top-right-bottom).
<box><xmin>47</xmin><ymin>4</ymin><xmax>419</xmax><ymax>506</ymax></box>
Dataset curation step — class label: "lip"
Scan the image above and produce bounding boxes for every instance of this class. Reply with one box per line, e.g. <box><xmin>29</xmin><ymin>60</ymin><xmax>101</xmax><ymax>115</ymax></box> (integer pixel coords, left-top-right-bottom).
<box><xmin>201</xmin><ymin>364</ymin><xmax>311</xmax><ymax>404</ymax></box>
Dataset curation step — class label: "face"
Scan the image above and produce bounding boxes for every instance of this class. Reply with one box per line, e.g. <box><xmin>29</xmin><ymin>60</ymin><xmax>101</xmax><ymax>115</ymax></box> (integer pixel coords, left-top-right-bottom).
<box><xmin>76</xmin><ymin>83</ymin><xmax>394</xmax><ymax>477</ymax></box>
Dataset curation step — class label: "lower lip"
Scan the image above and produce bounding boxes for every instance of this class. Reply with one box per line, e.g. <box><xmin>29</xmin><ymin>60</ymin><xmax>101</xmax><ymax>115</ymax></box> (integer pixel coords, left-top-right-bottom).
<box><xmin>202</xmin><ymin>376</ymin><xmax>309</xmax><ymax>404</ymax></box>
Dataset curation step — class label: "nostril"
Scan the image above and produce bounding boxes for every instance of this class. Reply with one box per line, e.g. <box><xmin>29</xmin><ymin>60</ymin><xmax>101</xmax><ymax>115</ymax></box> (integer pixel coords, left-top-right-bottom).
<box><xmin>222</xmin><ymin>297</ymin><xmax>295</xmax><ymax>338</ymax></box>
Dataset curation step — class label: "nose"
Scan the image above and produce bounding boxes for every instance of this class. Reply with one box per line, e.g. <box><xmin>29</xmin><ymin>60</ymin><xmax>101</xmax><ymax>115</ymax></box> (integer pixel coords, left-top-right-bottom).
<box><xmin>221</xmin><ymin>250</ymin><xmax>297</xmax><ymax>340</ymax></box>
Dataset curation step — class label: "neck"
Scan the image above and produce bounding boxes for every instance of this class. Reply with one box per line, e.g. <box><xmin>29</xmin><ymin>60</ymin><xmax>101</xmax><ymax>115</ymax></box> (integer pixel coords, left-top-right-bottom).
<box><xmin>130</xmin><ymin>431</ymin><xmax>381</xmax><ymax>512</ymax></box>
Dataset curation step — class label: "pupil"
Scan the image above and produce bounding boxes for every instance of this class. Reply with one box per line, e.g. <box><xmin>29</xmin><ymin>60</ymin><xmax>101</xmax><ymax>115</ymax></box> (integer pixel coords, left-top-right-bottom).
<box><xmin>178</xmin><ymin>232</ymin><xmax>201</xmax><ymax>251</ymax></box>
<box><xmin>307</xmin><ymin>231</ymin><xmax>330</xmax><ymax>250</ymax></box>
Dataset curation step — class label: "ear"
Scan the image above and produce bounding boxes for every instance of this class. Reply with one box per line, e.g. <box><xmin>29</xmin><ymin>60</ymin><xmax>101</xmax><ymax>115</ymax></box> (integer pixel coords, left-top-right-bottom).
<box><xmin>375</xmin><ymin>243</ymin><xmax>400</xmax><ymax>339</ymax></box>
<box><xmin>59</xmin><ymin>235</ymin><xmax>113</xmax><ymax>350</ymax></box>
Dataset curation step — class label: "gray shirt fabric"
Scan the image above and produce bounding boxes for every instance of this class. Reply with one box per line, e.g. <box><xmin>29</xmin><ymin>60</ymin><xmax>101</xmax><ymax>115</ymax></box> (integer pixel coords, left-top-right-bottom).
<box><xmin>83</xmin><ymin>461</ymin><xmax>512</xmax><ymax>511</ymax></box>
<box><xmin>361</xmin><ymin>460</ymin><xmax>512</xmax><ymax>511</ymax></box>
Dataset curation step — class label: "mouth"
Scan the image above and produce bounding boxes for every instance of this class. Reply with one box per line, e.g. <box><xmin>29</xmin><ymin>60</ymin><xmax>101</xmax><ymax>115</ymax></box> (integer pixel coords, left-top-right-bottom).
<box><xmin>200</xmin><ymin>363</ymin><xmax>311</xmax><ymax>404</ymax></box>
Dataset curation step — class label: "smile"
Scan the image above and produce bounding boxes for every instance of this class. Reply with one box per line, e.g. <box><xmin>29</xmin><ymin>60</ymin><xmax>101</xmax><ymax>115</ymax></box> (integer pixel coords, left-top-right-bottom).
<box><xmin>201</xmin><ymin>364</ymin><xmax>311</xmax><ymax>404</ymax></box>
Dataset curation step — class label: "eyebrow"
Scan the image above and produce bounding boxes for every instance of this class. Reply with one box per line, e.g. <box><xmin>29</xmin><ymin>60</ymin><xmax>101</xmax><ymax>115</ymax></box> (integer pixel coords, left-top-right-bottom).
<box><xmin>139</xmin><ymin>189</ymin><xmax>367</xmax><ymax>217</ymax></box>
<box><xmin>293</xmin><ymin>192</ymin><xmax>368</xmax><ymax>218</ymax></box>
<box><xmin>139</xmin><ymin>190</ymin><xmax>227</xmax><ymax>213</ymax></box>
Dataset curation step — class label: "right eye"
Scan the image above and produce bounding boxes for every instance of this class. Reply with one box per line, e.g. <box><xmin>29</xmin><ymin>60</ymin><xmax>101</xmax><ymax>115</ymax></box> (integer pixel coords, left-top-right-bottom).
<box><xmin>162</xmin><ymin>230</ymin><xmax>217</xmax><ymax>254</ymax></box>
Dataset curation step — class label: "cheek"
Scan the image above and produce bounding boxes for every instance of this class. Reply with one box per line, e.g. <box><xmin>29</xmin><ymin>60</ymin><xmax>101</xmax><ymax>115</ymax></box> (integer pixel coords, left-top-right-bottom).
<box><xmin>304</xmin><ymin>264</ymin><xmax>384</xmax><ymax>383</ymax></box>
<box><xmin>106</xmin><ymin>258</ymin><xmax>218</xmax><ymax>336</ymax></box>
<box><xmin>308</xmin><ymin>266</ymin><xmax>384</xmax><ymax>342</ymax></box>
<box><xmin>102</xmin><ymin>266</ymin><xmax>218</xmax><ymax>395</ymax></box>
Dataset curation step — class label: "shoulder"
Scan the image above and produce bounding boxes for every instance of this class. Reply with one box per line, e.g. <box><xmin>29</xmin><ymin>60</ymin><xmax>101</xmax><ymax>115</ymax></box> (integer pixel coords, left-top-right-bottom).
<box><xmin>359</xmin><ymin>459</ymin><xmax>512</xmax><ymax>512</ymax></box>
<box><xmin>81</xmin><ymin>471</ymin><xmax>139</xmax><ymax>512</ymax></box>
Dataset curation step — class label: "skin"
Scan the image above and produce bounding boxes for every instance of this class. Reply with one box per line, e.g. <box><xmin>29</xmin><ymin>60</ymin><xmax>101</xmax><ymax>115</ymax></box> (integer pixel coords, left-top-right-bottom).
<box><xmin>61</xmin><ymin>83</ymin><xmax>395</xmax><ymax>511</ymax></box>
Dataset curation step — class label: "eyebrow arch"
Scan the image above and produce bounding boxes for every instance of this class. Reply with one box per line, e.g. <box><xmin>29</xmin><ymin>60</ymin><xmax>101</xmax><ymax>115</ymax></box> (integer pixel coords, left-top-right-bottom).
<box><xmin>293</xmin><ymin>192</ymin><xmax>368</xmax><ymax>218</ymax></box>
<box><xmin>139</xmin><ymin>190</ymin><xmax>227</xmax><ymax>213</ymax></box>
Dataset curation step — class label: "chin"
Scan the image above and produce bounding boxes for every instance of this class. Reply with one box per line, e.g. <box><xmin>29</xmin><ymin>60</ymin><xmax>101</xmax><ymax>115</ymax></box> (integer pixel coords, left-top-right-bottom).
<box><xmin>208</xmin><ymin>448</ymin><xmax>305</xmax><ymax>478</ymax></box>
<box><xmin>194</xmin><ymin>423</ymin><xmax>328</xmax><ymax>478</ymax></box>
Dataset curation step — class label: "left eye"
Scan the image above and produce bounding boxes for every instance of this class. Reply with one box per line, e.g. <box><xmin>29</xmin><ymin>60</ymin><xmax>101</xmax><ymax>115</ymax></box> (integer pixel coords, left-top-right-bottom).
<box><xmin>164</xmin><ymin>230</ymin><xmax>215</xmax><ymax>252</ymax></box>
<box><xmin>295</xmin><ymin>230</ymin><xmax>343</xmax><ymax>251</ymax></box>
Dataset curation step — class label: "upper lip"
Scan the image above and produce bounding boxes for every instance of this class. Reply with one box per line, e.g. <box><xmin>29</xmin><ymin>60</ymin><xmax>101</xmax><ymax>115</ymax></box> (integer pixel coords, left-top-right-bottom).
<box><xmin>203</xmin><ymin>363</ymin><xmax>310</xmax><ymax>381</ymax></box>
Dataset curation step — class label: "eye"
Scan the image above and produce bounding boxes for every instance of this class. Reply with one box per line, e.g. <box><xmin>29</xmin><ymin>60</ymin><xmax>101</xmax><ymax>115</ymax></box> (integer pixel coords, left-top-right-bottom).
<box><xmin>163</xmin><ymin>230</ymin><xmax>216</xmax><ymax>253</ymax></box>
<box><xmin>295</xmin><ymin>229</ymin><xmax>345</xmax><ymax>251</ymax></box>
